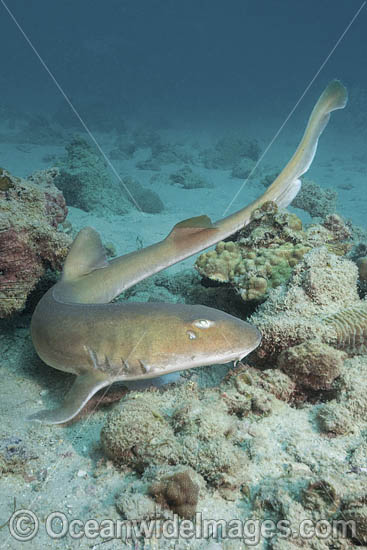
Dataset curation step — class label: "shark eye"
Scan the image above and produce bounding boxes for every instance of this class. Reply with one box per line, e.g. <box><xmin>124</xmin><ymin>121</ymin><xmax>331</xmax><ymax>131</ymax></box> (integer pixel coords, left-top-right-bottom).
<box><xmin>192</xmin><ymin>319</ymin><xmax>215</xmax><ymax>329</ymax></box>
<box><xmin>186</xmin><ymin>330</ymin><xmax>197</xmax><ymax>340</ymax></box>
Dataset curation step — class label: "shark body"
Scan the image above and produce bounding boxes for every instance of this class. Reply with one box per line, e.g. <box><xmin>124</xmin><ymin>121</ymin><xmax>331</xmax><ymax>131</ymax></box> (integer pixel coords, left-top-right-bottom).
<box><xmin>29</xmin><ymin>80</ymin><xmax>347</xmax><ymax>424</ymax></box>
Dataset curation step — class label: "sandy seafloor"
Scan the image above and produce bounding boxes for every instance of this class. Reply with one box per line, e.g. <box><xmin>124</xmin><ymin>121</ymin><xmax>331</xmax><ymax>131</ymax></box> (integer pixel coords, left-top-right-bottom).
<box><xmin>0</xmin><ymin>103</ymin><xmax>367</xmax><ymax>550</ymax></box>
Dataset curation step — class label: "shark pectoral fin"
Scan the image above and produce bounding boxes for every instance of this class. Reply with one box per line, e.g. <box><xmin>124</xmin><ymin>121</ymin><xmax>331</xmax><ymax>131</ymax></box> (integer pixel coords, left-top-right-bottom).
<box><xmin>27</xmin><ymin>371</ymin><xmax>111</xmax><ymax>425</ymax></box>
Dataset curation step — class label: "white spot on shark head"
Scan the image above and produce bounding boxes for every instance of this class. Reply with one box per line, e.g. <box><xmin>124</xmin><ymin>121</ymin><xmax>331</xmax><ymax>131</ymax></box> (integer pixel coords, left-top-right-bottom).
<box><xmin>192</xmin><ymin>319</ymin><xmax>215</xmax><ymax>329</ymax></box>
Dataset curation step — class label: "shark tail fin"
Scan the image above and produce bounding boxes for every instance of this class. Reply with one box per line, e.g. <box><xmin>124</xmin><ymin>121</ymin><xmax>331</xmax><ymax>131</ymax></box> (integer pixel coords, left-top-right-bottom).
<box><xmin>260</xmin><ymin>79</ymin><xmax>348</xmax><ymax>209</ymax></box>
<box><xmin>61</xmin><ymin>227</ymin><xmax>109</xmax><ymax>282</ymax></box>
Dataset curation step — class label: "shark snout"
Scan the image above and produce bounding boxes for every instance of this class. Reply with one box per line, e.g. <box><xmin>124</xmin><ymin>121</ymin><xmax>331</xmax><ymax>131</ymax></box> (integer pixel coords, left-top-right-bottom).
<box><xmin>183</xmin><ymin>305</ymin><xmax>262</xmax><ymax>366</ymax></box>
<box><xmin>218</xmin><ymin>315</ymin><xmax>262</xmax><ymax>362</ymax></box>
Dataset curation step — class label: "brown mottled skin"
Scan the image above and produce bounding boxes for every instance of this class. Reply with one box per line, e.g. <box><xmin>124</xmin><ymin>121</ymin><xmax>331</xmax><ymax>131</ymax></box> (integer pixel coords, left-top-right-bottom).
<box><xmin>29</xmin><ymin>81</ymin><xmax>348</xmax><ymax>424</ymax></box>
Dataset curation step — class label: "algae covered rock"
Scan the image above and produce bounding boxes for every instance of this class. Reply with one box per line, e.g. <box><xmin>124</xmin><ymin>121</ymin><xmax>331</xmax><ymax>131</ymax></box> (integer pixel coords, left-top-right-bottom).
<box><xmin>278</xmin><ymin>341</ymin><xmax>346</xmax><ymax>391</ymax></box>
<box><xmin>168</xmin><ymin>165</ymin><xmax>213</xmax><ymax>189</ymax></box>
<box><xmin>101</xmin><ymin>393</ymin><xmax>182</xmax><ymax>470</ymax></box>
<box><xmin>292</xmin><ymin>179</ymin><xmax>338</xmax><ymax>218</ymax></box>
<box><xmin>0</xmin><ymin>167</ymin><xmax>71</xmax><ymax>317</ymax></box>
<box><xmin>148</xmin><ymin>470</ymin><xmax>199</xmax><ymax>519</ymax></box>
<box><xmin>55</xmin><ymin>136</ymin><xmax>131</xmax><ymax>215</ymax></box>
<box><xmin>200</xmin><ymin>134</ymin><xmax>260</xmax><ymax>169</ymax></box>
<box><xmin>122</xmin><ymin>175</ymin><xmax>164</xmax><ymax>213</ymax></box>
<box><xmin>316</xmin><ymin>402</ymin><xmax>354</xmax><ymax>436</ymax></box>
<box><xmin>101</xmin><ymin>385</ymin><xmax>248</xmax><ymax>497</ymax></box>
<box><xmin>250</xmin><ymin>247</ymin><xmax>361</xmax><ymax>364</ymax></box>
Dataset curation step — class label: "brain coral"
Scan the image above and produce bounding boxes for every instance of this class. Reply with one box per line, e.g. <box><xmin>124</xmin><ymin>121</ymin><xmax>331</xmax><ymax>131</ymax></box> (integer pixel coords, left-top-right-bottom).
<box><xmin>0</xmin><ymin>168</ymin><xmax>71</xmax><ymax>318</ymax></box>
<box><xmin>195</xmin><ymin>202</ymin><xmax>351</xmax><ymax>303</ymax></box>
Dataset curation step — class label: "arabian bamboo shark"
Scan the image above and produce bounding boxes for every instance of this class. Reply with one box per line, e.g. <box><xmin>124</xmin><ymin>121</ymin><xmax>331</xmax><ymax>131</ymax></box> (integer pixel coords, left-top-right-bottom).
<box><xmin>29</xmin><ymin>80</ymin><xmax>347</xmax><ymax>424</ymax></box>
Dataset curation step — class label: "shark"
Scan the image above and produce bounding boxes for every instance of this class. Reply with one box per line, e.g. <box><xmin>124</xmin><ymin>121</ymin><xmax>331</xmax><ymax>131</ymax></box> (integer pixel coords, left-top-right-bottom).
<box><xmin>29</xmin><ymin>80</ymin><xmax>347</xmax><ymax>424</ymax></box>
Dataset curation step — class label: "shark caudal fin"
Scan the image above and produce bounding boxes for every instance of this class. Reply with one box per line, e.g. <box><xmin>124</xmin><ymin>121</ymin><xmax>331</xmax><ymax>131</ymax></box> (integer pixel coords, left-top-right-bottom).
<box><xmin>261</xmin><ymin>80</ymin><xmax>348</xmax><ymax>208</ymax></box>
<box><xmin>215</xmin><ymin>80</ymin><xmax>348</xmax><ymax>238</ymax></box>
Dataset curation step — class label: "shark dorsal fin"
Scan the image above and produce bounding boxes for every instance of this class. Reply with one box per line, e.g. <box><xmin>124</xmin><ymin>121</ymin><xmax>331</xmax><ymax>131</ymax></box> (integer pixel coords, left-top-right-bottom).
<box><xmin>62</xmin><ymin>227</ymin><xmax>109</xmax><ymax>282</ymax></box>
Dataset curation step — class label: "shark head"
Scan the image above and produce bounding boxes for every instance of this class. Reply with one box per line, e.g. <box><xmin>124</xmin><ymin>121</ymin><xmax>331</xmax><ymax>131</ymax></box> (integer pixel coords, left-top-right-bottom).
<box><xmin>136</xmin><ymin>303</ymin><xmax>262</xmax><ymax>374</ymax></box>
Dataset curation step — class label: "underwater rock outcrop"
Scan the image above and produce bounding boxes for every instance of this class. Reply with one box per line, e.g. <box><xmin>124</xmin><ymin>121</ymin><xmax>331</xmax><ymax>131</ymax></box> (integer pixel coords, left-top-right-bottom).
<box><xmin>101</xmin><ymin>385</ymin><xmax>248</xmax><ymax>500</ymax></box>
<box><xmin>121</xmin><ymin>176</ymin><xmax>164</xmax><ymax>213</ymax></box>
<box><xmin>0</xmin><ymin>168</ymin><xmax>71</xmax><ymax>318</ymax></box>
<box><xmin>168</xmin><ymin>165</ymin><xmax>213</xmax><ymax>189</ymax></box>
<box><xmin>357</xmin><ymin>256</ymin><xmax>367</xmax><ymax>294</ymax></box>
<box><xmin>291</xmin><ymin>179</ymin><xmax>338</xmax><ymax>218</ymax></box>
<box><xmin>195</xmin><ymin>202</ymin><xmax>352</xmax><ymax>303</ymax></box>
<box><xmin>148</xmin><ymin>470</ymin><xmax>199</xmax><ymax>519</ymax></box>
<box><xmin>55</xmin><ymin>136</ymin><xmax>164</xmax><ymax>215</ymax></box>
<box><xmin>55</xmin><ymin>136</ymin><xmax>131</xmax><ymax>215</ymax></box>
<box><xmin>278</xmin><ymin>341</ymin><xmax>346</xmax><ymax>391</ymax></box>
<box><xmin>199</xmin><ymin>134</ymin><xmax>260</xmax><ymax>169</ymax></box>
<box><xmin>250</xmin><ymin>246</ymin><xmax>362</xmax><ymax>365</ymax></box>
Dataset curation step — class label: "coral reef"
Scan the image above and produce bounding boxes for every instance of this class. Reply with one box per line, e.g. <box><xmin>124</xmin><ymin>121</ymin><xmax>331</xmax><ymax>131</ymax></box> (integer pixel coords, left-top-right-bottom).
<box><xmin>55</xmin><ymin>136</ymin><xmax>165</xmax><ymax>215</ymax></box>
<box><xmin>278</xmin><ymin>341</ymin><xmax>346</xmax><ymax>391</ymax></box>
<box><xmin>249</xmin><ymin>246</ymin><xmax>361</xmax><ymax>365</ymax></box>
<box><xmin>324</xmin><ymin>305</ymin><xmax>367</xmax><ymax>355</ymax></box>
<box><xmin>200</xmin><ymin>134</ymin><xmax>260</xmax><ymax>169</ymax></box>
<box><xmin>101</xmin><ymin>385</ymin><xmax>248</xmax><ymax>499</ymax></box>
<box><xmin>0</xmin><ymin>167</ymin><xmax>71</xmax><ymax>317</ymax></box>
<box><xmin>168</xmin><ymin>165</ymin><xmax>213</xmax><ymax>189</ymax></box>
<box><xmin>196</xmin><ymin>202</ymin><xmax>352</xmax><ymax>303</ymax></box>
<box><xmin>100</xmin><ymin>347</ymin><xmax>367</xmax><ymax>548</ymax></box>
<box><xmin>231</xmin><ymin>157</ymin><xmax>256</xmax><ymax>179</ymax></box>
<box><xmin>291</xmin><ymin>179</ymin><xmax>338</xmax><ymax>218</ymax></box>
<box><xmin>55</xmin><ymin>136</ymin><xmax>131</xmax><ymax>215</ymax></box>
<box><xmin>122</xmin><ymin>176</ymin><xmax>164</xmax><ymax>213</ymax></box>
